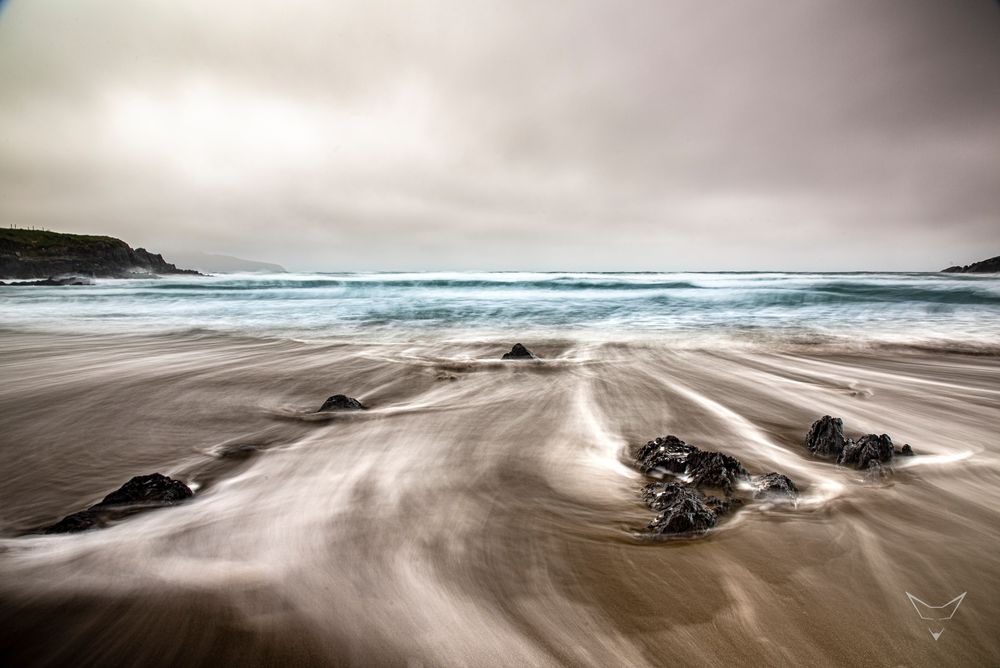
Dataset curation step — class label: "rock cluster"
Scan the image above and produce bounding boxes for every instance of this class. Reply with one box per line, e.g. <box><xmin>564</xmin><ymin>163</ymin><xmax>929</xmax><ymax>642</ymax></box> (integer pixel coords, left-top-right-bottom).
<box><xmin>44</xmin><ymin>473</ymin><xmax>193</xmax><ymax>534</ymax></box>
<box><xmin>804</xmin><ymin>415</ymin><xmax>916</xmax><ymax>480</ymax></box>
<box><xmin>632</xmin><ymin>434</ymin><xmax>797</xmax><ymax>538</ymax></box>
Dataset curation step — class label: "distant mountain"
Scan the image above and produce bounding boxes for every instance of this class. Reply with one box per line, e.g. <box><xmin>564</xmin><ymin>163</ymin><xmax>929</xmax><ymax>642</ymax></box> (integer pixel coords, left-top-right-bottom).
<box><xmin>942</xmin><ymin>255</ymin><xmax>1000</xmax><ymax>273</ymax></box>
<box><xmin>167</xmin><ymin>251</ymin><xmax>286</xmax><ymax>273</ymax></box>
<box><xmin>0</xmin><ymin>229</ymin><xmax>199</xmax><ymax>279</ymax></box>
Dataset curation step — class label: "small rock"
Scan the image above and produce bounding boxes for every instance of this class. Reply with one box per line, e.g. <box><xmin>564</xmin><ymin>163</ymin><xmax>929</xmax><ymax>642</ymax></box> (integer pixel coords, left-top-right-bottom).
<box><xmin>805</xmin><ymin>415</ymin><xmax>847</xmax><ymax>458</ymax></box>
<box><xmin>838</xmin><ymin>433</ymin><xmax>893</xmax><ymax>470</ymax></box>
<box><xmin>635</xmin><ymin>435</ymin><xmax>697</xmax><ymax>474</ymax></box>
<box><xmin>641</xmin><ymin>481</ymin><xmax>690</xmax><ymax>511</ymax></box>
<box><xmin>897</xmin><ymin>444</ymin><xmax>914</xmax><ymax>456</ymax></box>
<box><xmin>686</xmin><ymin>450</ymin><xmax>749</xmax><ymax>494</ymax></box>
<box><xmin>647</xmin><ymin>488</ymin><xmax>718</xmax><ymax>536</ymax></box>
<box><xmin>44</xmin><ymin>473</ymin><xmax>193</xmax><ymax>534</ymax></box>
<box><xmin>318</xmin><ymin>394</ymin><xmax>367</xmax><ymax>412</ymax></box>
<box><xmin>501</xmin><ymin>343</ymin><xmax>536</xmax><ymax>360</ymax></box>
<box><xmin>98</xmin><ymin>473</ymin><xmax>193</xmax><ymax>506</ymax></box>
<box><xmin>752</xmin><ymin>472</ymin><xmax>799</xmax><ymax>501</ymax></box>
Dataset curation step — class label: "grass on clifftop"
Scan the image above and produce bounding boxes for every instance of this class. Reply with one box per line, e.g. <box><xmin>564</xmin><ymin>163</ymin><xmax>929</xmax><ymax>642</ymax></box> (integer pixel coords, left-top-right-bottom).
<box><xmin>0</xmin><ymin>229</ymin><xmax>125</xmax><ymax>248</ymax></box>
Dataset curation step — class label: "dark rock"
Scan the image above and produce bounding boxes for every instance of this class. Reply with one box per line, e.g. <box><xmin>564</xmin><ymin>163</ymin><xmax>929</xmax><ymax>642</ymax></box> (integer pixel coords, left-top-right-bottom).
<box><xmin>44</xmin><ymin>473</ymin><xmax>193</xmax><ymax>534</ymax></box>
<box><xmin>98</xmin><ymin>473</ymin><xmax>193</xmax><ymax>506</ymax></box>
<box><xmin>318</xmin><ymin>394</ymin><xmax>367</xmax><ymax>412</ymax></box>
<box><xmin>635</xmin><ymin>435</ymin><xmax>697</xmax><ymax>474</ymax></box>
<box><xmin>646</xmin><ymin>488</ymin><xmax>718</xmax><ymax>536</ymax></box>
<box><xmin>941</xmin><ymin>255</ymin><xmax>1000</xmax><ymax>273</ymax></box>
<box><xmin>752</xmin><ymin>472</ymin><xmax>799</xmax><ymax>501</ymax></box>
<box><xmin>641</xmin><ymin>481</ymin><xmax>691</xmax><ymax>511</ymax></box>
<box><xmin>16</xmin><ymin>276</ymin><xmax>94</xmax><ymax>286</ymax></box>
<box><xmin>805</xmin><ymin>415</ymin><xmax>847</xmax><ymax>458</ymax></box>
<box><xmin>686</xmin><ymin>450</ymin><xmax>749</xmax><ymax>493</ymax></box>
<box><xmin>864</xmin><ymin>460</ymin><xmax>894</xmax><ymax>483</ymax></box>
<box><xmin>897</xmin><ymin>444</ymin><xmax>914</xmax><ymax>456</ymax></box>
<box><xmin>838</xmin><ymin>433</ymin><xmax>894</xmax><ymax>470</ymax></box>
<box><xmin>703</xmin><ymin>495</ymin><xmax>744</xmax><ymax>516</ymax></box>
<box><xmin>501</xmin><ymin>343</ymin><xmax>536</xmax><ymax>360</ymax></box>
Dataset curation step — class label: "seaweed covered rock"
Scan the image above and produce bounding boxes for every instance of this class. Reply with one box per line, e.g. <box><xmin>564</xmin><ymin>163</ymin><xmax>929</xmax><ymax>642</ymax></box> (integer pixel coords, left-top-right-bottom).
<box><xmin>686</xmin><ymin>450</ymin><xmax>749</xmax><ymax>493</ymax></box>
<box><xmin>44</xmin><ymin>473</ymin><xmax>193</xmax><ymax>534</ymax></box>
<box><xmin>838</xmin><ymin>433</ymin><xmax>893</xmax><ymax>470</ymax></box>
<box><xmin>318</xmin><ymin>394</ymin><xmax>367</xmax><ymax>412</ymax></box>
<box><xmin>501</xmin><ymin>343</ymin><xmax>536</xmax><ymax>360</ymax></box>
<box><xmin>635</xmin><ymin>435</ymin><xmax>697</xmax><ymax>474</ymax></box>
<box><xmin>752</xmin><ymin>472</ymin><xmax>799</xmax><ymax>501</ymax></box>
<box><xmin>805</xmin><ymin>415</ymin><xmax>847</xmax><ymax>458</ymax></box>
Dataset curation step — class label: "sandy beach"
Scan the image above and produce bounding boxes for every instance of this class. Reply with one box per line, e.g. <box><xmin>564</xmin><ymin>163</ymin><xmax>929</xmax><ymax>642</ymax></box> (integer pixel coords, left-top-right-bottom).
<box><xmin>1</xmin><ymin>329</ymin><xmax>997</xmax><ymax>666</ymax></box>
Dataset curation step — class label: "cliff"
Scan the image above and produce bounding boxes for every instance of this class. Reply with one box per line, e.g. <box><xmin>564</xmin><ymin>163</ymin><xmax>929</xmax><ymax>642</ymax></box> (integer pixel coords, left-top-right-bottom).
<box><xmin>0</xmin><ymin>229</ymin><xmax>200</xmax><ymax>279</ymax></box>
<box><xmin>941</xmin><ymin>255</ymin><xmax>1000</xmax><ymax>274</ymax></box>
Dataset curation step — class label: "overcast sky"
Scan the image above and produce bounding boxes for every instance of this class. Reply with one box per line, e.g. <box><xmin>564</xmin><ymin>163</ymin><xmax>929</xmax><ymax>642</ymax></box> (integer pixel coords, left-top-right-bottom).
<box><xmin>1</xmin><ymin>1</ymin><xmax>998</xmax><ymax>271</ymax></box>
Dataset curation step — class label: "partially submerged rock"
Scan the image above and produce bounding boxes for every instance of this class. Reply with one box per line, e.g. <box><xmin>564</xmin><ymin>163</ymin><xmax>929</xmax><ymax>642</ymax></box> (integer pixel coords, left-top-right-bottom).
<box><xmin>318</xmin><ymin>394</ymin><xmax>367</xmax><ymax>412</ymax></box>
<box><xmin>752</xmin><ymin>472</ymin><xmax>799</xmax><ymax>501</ymax></box>
<box><xmin>644</xmin><ymin>484</ymin><xmax>718</xmax><ymax>536</ymax></box>
<box><xmin>805</xmin><ymin>415</ymin><xmax>847</xmax><ymax>458</ymax></box>
<box><xmin>635</xmin><ymin>435</ymin><xmax>697</xmax><ymax>474</ymax></box>
<box><xmin>839</xmin><ymin>433</ymin><xmax>894</xmax><ymax>470</ymax></box>
<box><xmin>897</xmin><ymin>444</ymin><xmax>914</xmax><ymax>456</ymax></box>
<box><xmin>501</xmin><ymin>343</ymin><xmax>536</xmax><ymax>360</ymax></box>
<box><xmin>44</xmin><ymin>473</ymin><xmax>193</xmax><ymax>534</ymax></box>
<box><xmin>686</xmin><ymin>450</ymin><xmax>749</xmax><ymax>493</ymax></box>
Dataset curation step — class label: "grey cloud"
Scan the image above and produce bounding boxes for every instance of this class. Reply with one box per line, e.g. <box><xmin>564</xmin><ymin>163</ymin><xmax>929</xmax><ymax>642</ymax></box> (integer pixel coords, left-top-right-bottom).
<box><xmin>0</xmin><ymin>0</ymin><xmax>998</xmax><ymax>270</ymax></box>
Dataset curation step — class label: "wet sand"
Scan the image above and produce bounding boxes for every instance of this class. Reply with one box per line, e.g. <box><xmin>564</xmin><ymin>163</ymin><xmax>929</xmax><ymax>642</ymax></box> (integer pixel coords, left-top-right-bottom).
<box><xmin>1</xmin><ymin>331</ymin><xmax>998</xmax><ymax>666</ymax></box>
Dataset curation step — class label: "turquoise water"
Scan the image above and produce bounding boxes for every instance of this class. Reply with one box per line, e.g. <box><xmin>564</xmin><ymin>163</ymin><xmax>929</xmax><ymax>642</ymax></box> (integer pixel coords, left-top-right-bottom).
<box><xmin>2</xmin><ymin>271</ymin><xmax>999</xmax><ymax>347</ymax></box>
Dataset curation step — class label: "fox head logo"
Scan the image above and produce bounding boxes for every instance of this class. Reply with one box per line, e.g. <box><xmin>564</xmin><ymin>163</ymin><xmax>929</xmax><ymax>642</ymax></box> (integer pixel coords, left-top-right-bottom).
<box><xmin>905</xmin><ymin>592</ymin><xmax>966</xmax><ymax>640</ymax></box>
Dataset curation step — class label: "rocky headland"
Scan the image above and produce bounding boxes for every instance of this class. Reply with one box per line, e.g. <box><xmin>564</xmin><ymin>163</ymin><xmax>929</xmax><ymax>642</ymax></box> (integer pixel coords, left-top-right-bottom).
<box><xmin>941</xmin><ymin>255</ymin><xmax>1000</xmax><ymax>273</ymax></box>
<box><xmin>0</xmin><ymin>228</ymin><xmax>199</xmax><ymax>279</ymax></box>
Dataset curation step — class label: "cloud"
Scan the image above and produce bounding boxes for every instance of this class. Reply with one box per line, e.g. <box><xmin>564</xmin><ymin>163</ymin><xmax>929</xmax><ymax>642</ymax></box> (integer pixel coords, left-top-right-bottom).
<box><xmin>0</xmin><ymin>0</ymin><xmax>998</xmax><ymax>270</ymax></box>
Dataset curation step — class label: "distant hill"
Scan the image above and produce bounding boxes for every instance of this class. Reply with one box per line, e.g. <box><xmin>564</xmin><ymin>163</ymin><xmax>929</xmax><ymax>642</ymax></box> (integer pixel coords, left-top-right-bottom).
<box><xmin>0</xmin><ymin>229</ymin><xmax>199</xmax><ymax>278</ymax></box>
<box><xmin>942</xmin><ymin>255</ymin><xmax>1000</xmax><ymax>273</ymax></box>
<box><xmin>167</xmin><ymin>251</ymin><xmax>286</xmax><ymax>273</ymax></box>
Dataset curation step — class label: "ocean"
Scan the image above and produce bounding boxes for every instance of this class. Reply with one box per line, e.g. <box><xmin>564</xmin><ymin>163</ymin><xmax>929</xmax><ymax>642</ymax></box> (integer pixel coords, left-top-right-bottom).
<box><xmin>3</xmin><ymin>271</ymin><xmax>999</xmax><ymax>349</ymax></box>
